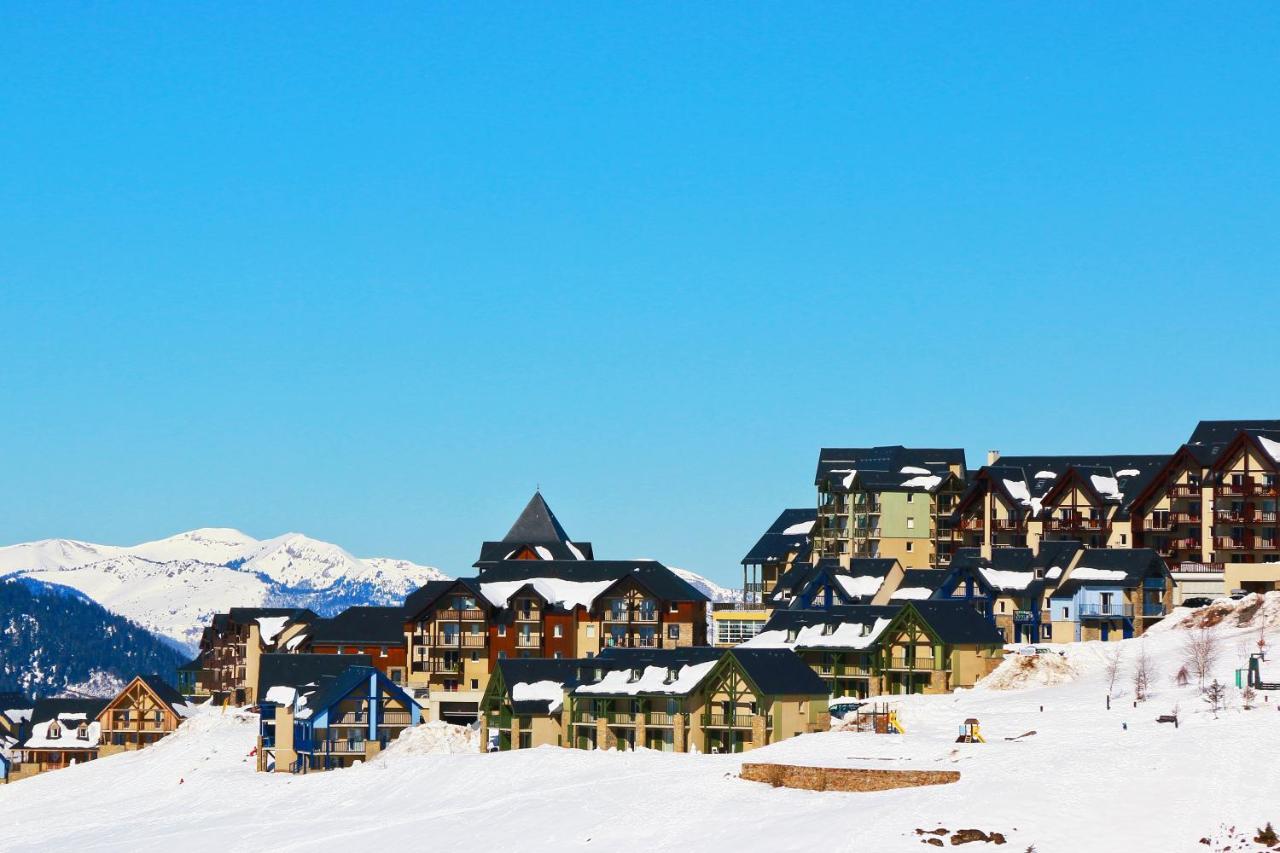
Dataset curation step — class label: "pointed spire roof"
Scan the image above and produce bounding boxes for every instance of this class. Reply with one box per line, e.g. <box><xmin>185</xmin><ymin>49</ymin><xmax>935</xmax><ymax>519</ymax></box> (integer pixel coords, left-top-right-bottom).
<box><xmin>503</xmin><ymin>491</ymin><xmax>571</xmax><ymax>544</ymax></box>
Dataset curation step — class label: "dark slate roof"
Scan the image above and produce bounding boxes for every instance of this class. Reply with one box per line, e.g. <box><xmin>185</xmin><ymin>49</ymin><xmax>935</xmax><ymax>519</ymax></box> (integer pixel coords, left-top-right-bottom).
<box><xmin>741</xmin><ymin>508</ymin><xmax>817</xmax><ymax>565</ymax></box>
<box><xmin>256</xmin><ymin>653</ymin><xmax>374</xmax><ymax>703</ymax></box>
<box><xmin>403</xmin><ymin>578</ymin><xmax>484</xmax><ymax>619</ymax></box>
<box><xmin>307</xmin><ymin>606</ymin><xmax>407</xmax><ymax>645</ymax></box>
<box><xmin>505</xmin><ymin>492</ymin><xmax>572</xmax><ymax>543</ymax></box>
<box><xmin>475</xmin><ymin>560</ymin><xmax>709</xmax><ymax>604</ymax></box>
<box><xmin>1052</xmin><ymin>548</ymin><xmax>1169</xmax><ymax>598</ymax></box>
<box><xmin>729</xmin><ymin>648</ymin><xmax>829</xmax><ymax>696</ymax></box>
<box><xmin>1187</xmin><ymin>420</ymin><xmax>1280</xmax><ymax>457</ymax></box>
<box><xmin>137</xmin><ymin>675</ymin><xmax>189</xmax><ymax>712</ymax></box>
<box><xmin>762</xmin><ymin>604</ymin><xmax>900</xmax><ymax>634</ymax></box>
<box><xmin>475</xmin><ymin>540</ymin><xmax>594</xmax><ymax>565</ymax></box>
<box><xmin>907</xmin><ymin>602</ymin><xmax>1005</xmax><ymax>645</ymax></box>
<box><xmin>895</xmin><ymin>569</ymin><xmax>949</xmax><ymax>594</ymax></box>
<box><xmin>299</xmin><ymin>665</ymin><xmax>415</xmax><ymax>718</ymax></box>
<box><xmin>226</xmin><ymin>607</ymin><xmax>316</xmax><ymax>627</ymax></box>
<box><xmin>972</xmin><ymin>455</ymin><xmax>1169</xmax><ymax>519</ymax></box>
<box><xmin>177</xmin><ymin>654</ymin><xmax>204</xmax><ymax>673</ymax></box>
<box><xmin>29</xmin><ymin>698</ymin><xmax>109</xmax><ymax>726</ymax></box>
<box><xmin>594</xmin><ymin>646</ymin><xmax>723</xmax><ymax>668</ymax></box>
<box><xmin>949</xmin><ymin>541</ymin><xmax>1081</xmax><ymax>582</ymax></box>
<box><xmin>493</xmin><ymin>658</ymin><xmax>587</xmax><ymax>714</ymax></box>
<box><xmin>815</xmin><ymin>446</ymin><xmax>967</xmax><ymax>491</ymax></box>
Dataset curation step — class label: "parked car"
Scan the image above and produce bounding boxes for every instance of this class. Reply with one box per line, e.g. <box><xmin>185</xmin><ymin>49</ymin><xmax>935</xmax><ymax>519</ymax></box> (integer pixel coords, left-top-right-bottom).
<box><xmin>1180</xmin><ymin>597</ymin><xmax>1214</xmax><ymax>608</ymax></box>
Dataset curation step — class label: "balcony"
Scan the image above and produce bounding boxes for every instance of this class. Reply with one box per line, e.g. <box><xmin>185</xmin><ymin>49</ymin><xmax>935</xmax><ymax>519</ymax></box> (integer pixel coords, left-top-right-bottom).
<box><xmin>958</xmin><ymin>517</ymin><xmax>984</xmax><ymax>531</ymax></box>
<box><xmin>1169</xmin><ymin>484</ymin><xmax>1202</xmax><ymax>498</ymax></box>
<box><xmin>884</xmin><ymin>657</ymin><xmax>937</xmax><ymax>671</ymax></box>
<box><xmin>573</xmin><ymin>711</ymin><xmax>598</xmax><ymax>725</ymax></box>
<box><xmin>646</xmin><ymin>712</ymin><xmax>675</xmax><ymax>727</ymax></box>
<box><xmin>1172</xmin><ymin>561</ymin><xmax>1224</xmax><ymax>574</ymax></box>
<box><xmin>1215</xmin><ymin>537</ymin><xmax>1245</xmax><ymax>551</ymax></box>
<box><xmin>1078</xmin><ymin>602</ymin><xmax>1134</xmax><ymax>619</ymax></box>
<box><xmin>515</xmin><ymin>611</ymin><xmax>541</xmax><ymax>623</ymax></box>
<box><xmin>1170</xmin><ymin>511</ymin><xmax>1201</xmax><ymax>525</ymax></box>
<box><xmin>607</xmin><ymin>711</ymin><xmax>635</xmax><ymax>725</ymax></box>
<box><xmin>318</xmin><ymin>739</ymin><xmax>368</xmax><ymax>754</ymax></box>
<box><xmin>1013</xmin><ymin>610</ymin><xmax>1036</xmax><ymax>624</ymax></box>
<box><xmin>1048</xmin><ymin>516</ymin><xmax>1106</xmax><ymax>532</ymax></box>
<box><xmin>1251</xmin><ymin>511</ymin><xmax>1279</xmax><ymax>525</ymax></box>
<box><xmin>332</xmin><ymin>712</ymin><xmax>369</xmax><ymax>726</ymax></box>
<box><xmin>1215</xmin><ymin>509</ymin><xmax>1246</xmax><ymax>523</ymax></box>
<box><xmin>515</xmin><ymin>635</ymin><xmax>541</xmax><ymax>649</ymax></box>
<box><xmin>993</xmin><ymin>518</ymin><xmax>1022</xmax><ymax>531</ymax></box>
<box><xmin>380</xmin><ymin>711</ymin><xmax>412</xmax><ymax>726</ymax></box>
<box><xmin>705</xmin><ymin>714</ymin><xmax>754</xmax><ymax>729</ymax></box>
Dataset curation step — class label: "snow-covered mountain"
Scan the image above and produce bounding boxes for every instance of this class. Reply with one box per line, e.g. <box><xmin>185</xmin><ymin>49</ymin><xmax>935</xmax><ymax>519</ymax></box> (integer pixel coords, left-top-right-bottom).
<box><xmin>0</xmin><ymin>529</ymin><xmax>448</xmax><ymax>652</ymax></box>
<box><xmin>669</xmin><ymin>567</ymin><xmax>742</xmax><ymax>603</ymax></box>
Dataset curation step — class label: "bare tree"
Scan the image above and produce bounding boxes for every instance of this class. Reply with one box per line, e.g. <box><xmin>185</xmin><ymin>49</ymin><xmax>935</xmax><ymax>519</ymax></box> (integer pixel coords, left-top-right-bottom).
<box><xmin>1184</xmin><ymin>627</ymin><xmax>1221</xmax><ymax>691</ymax></box>
<box><xmin>1242</xmin><ymin>683</ymin><xmax>1257</xmax><ymax>710</ymax></box>
<box><xmin>1174</xmin><ymin>664</ymin><xmax>1190</xmax><ymax>688</ymax></box>
<box><xmin>1203</xmin><ymin>679</ymin><xmax>1227</xmax><ymax>717</ymax></box>
<box><xmin>1133</xmin><ymin>641</ymin><xmax>1152</xmax><ymax>702</ymax></box>
<box><xmin>1105</xmin><ymin>644</ymin><xmax>1125</xmax><ymax>699</ymax></box>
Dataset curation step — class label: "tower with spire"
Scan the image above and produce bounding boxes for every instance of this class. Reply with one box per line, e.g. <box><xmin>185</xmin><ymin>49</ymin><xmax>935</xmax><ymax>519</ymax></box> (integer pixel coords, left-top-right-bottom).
<box><xmin>474</xmin><ymin>491</ymin><xmax>595</xmax><ymax>569</ymax></box>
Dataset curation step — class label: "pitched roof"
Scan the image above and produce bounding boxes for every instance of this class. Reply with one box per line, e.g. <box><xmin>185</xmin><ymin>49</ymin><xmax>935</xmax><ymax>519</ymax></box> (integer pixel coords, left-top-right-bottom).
<box><xmin>403</xmin><ymin>578</ymin><xmax>485</xmax><ymax>619</ymax></box>
<box><xmin>741</xmin><ymin>508</ymin><xmax>817</xmax><ymax>565</ymax></box>
<box><xmin>1053</xmin><ymin>548</ymin><xmax>1169</xmax><ymax>598</ymax></box>
<box><xmin>28</xmin><ymin>698</ymin><xmax>109</xmax><ymax>727</ymax></box>
<box><xmin>728</xmin><ymin>648</ymin><xmax>830</xmax><ymax>697</ymax></box>
<box><xmin>967</xmin><ymin>455</ymin><xmax>1169</xmax><ymax>519</ymax></box>
<box><xmin>904</xmin><ymin>601</ymin><xmax>1006</xmax><ymax>645</ymax></box>
<box><xmin>1188</xmin><ymin>420</ymin><xmax>1280</xmax><ymax>456</ymax></box>
<box><xmin>815</xmin><ymin>446</ymin><xmax>967</xmax><ymax>492</ymax></box>
<box><xmin>256</xmin><ymin>653</ymin><xmax>374</xmax><ymax>703</ymax></box>
<box><xmin>0</xmin><ymin>692</ymin><xmax>31</xmax><ymax>710</ymax></box>
<box><xmin>306</xmin><ymin>606</ymin><xmax>407</xmax><ymax>645</ymax></box>
<box><xmin>136</xmin><ymin>675</ymin><xmax>189</xmax><ymax>713</ymax></box>
<box><xmin>492</xmin><ymin>657</ymin><xmax>589</xmax><ymax>714</ymax></box>
<box><xmin>476</xmin><ymin>560</ymin><xmax>709</xmax><ymax>606</ymax></box>
<box><xmin>296</xmin><ymin>665</ymin><xmax>416</xmax><ymax>720</ymax></box>
<box><xmin>474</xmin><ymin>493</ymin><xmax>595</xmax><ymax>566</ymax></box>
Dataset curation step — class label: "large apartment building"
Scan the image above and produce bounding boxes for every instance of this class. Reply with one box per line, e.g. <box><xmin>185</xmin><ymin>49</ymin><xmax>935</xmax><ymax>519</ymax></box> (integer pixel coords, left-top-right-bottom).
<box><xmin>402</xmin><ymin>493</ymin><xmax>710</xmax><ymax>724</ymax></box>
<box><xmin>195</xmin><ymin>607</ymin><xmax>314</xmax><ymax>704</ymax></box>
<box><xmin>1131</xmin><ymin>421</ymin><xmax>1280</xmax><ymax>591</ymax></box>
<box><xmin>813</xmin><ymin>446</ymin><xmax>967</xmax><ymax>569</ymax></box>
<box><xmin>951</xmin><ymin>453</ymin><xmax>1168</xmax><ymax>554</ymax></box>
<box><xmin>712</xmin><ymin>508</ymin><xmax>815</xmax><ymax>647</ymax></box>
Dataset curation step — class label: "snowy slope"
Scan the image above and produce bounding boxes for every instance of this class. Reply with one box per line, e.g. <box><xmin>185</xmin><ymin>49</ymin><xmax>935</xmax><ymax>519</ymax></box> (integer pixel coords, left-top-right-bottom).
<box><xmin>0</xmin><ymin>529</ymin><xmax>449</xmax><ymax>652</ymax></box>
<box><xmin>669</xmin><ymin>566</ymin><xmax>742</xmax><ymax>603</ymax></box>
<box><xmin>3</xmin><ymin>603</ymin><xmax>1279</xmax><ymax>852</ymax></box>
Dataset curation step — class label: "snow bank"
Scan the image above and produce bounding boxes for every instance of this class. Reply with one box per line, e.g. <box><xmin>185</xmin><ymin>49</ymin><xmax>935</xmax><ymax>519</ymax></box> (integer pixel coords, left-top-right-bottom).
<box><xmin>375</xmin><ymin>720</ymin><xmax>480</xmax><ymax>757</ymax></box>
<box><xmin>979</xmin><ymin>651</ymin><xmax>1079</xmax><ymax>691</ymax></box>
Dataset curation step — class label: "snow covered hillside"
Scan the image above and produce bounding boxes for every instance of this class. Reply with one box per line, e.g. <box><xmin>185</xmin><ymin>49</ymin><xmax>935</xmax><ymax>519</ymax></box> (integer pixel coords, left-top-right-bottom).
<box><xmin>7</xmin><ymin>598</ymin><xmax>1280</xmax><ymax>851</ymax></box>
<box><xmin>0</xmin><ymin>529</ymin><xmax>448</xmax><ymax>651</ymax></box>
<box><xmin>669</xmin><ymin>566</ymin><xmax>741</xmax><ymax>603</ymax></box>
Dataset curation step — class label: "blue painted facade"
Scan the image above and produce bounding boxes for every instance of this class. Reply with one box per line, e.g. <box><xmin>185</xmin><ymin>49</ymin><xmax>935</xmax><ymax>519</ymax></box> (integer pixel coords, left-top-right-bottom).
<box><xmin>285</xmin><ymin>668</ymin><xmax>421</xmax><ymax>773</ymax></box>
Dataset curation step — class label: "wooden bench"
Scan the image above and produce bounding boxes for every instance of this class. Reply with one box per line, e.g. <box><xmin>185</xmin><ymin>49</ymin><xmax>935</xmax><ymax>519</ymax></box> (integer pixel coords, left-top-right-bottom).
<box><xmin>1156</xmin><ymin>714</ymin><xmax>1178</xmax><ymax>727</ymax></box>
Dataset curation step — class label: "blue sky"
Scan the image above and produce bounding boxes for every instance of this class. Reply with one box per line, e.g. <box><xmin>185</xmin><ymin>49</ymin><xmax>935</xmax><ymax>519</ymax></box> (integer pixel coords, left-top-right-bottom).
<box><xmin>2</xmin><ymin>5</ymin><xmax>1278</xmax><ymax>584</ymax></box>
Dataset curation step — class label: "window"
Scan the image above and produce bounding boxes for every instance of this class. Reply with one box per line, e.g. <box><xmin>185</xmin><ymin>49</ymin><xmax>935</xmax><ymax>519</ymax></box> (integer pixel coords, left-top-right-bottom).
<box><xmin>1061</xmin><ymin>607</ymin><xmax>1070</xmax><ymax>619</ymax></box>
<box><xmin>153</xmin><ymin>710</ymin><xmax>163</xmax><ymax>724</ymax></box>
<box><xmin>998</xmin><ymin>601</ymin><xmax>1005</xmax><ymax>613</ymax></box>
<box><xmin>471</xmin><ymin>679</ymin><xmax>479</xmax><ymax>690</ymax></box>
<box><xmin>1041</xmin><ymin>625</ymin><xmax>1051</xmax><ymax>640</ymax></box>
<box><xmin>390</xmin><ymin>669</ymin><xmax>403</xmax><ymax>684</ymax></box>
<box><xmin>905</xmin><ymin>541</ymin><xmax>913</xmax><ymax>552</ymax></box>
<box><xmin>77</xmin><ymin>723</ymin><xmax>89</xmax><ymax>741</ymax></box>
<box><xmin>906</xmin><ymin>518</ymin><xmax>915</xmax><ymax>530</ymax></box>
<box><xmin>471</xmin><ymin>651</ymin><xmax>480</xmax><ymax>662</ymax></box>
<box><xmin>498</xmin><ymin>625</ymin><xmax>507</xmax><ymax>637</ymax></box>
<box><xmin>553</xmin><ymin>625</ymin><xmax>563</xmax><ymax>638</ymax></box>
<box><xmin>380</xmin><ymin>646</ymin><xmax>388</xmax><ymax>658</ymax></box>
<box><xmin>669</xmin><ymin>602</ymin><xmax>678</xmax><ymax>613</ymax></box>
<box><xmin>586</xmin><ymin>625</ymin><xmax>596</xmax><ymax>638</ymax></box>
<box><xmin>1119</xmin><ymin>534</ymin><xmax>1127</xmax><ymax>546</ymax></box>
<box><xmin>668</xmin><ymin>624</ymin><xmax>680</xmax><ymax>640</ymax></box>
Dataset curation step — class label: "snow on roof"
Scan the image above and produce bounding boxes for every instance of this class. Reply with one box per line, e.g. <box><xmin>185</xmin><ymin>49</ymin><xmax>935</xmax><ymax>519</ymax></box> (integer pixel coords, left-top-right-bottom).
<box><xmin>566</xmin><ymin>541</ymin><xmax>586</xmax><ymax>561</ymax></box>
<box><xmin>979</xmin><ymin>568</ymin><xmax>1035</xmax><ymax>591</ymax></box>
<box><xmin>1115</xmin><ymin>468</ymin><xmax>1140</xmax><ymax>478</ymax></box>
<box><xmin>257</xmin><ymin>616</ymin><xmax>290</xmax><ymax>645</ymax></box>
<box><xmin>479</xmin><ymin>578</ymin><xmax>614</xmax><ymax>611</ymax></box>
<box><xmin>511</xmin><ymin>680</ymin><xmax>565</xmax><ymax>713</ymax></box>
<box><xmin>285</xmin><ymin>633</ymin><xmax>307</xmax><ymax>651</ymax></box>
<box><xmin>1034</xmin><ymin>470</ymin><xmax>1057</xmax><ymax>479</ymax></box>
<box><xmin>900</xmin><ymin>474</ymin><xmax>942</xmax><ymax>490</ymax></box>
<box><xmin>900</xmin><ymin>466</ymin><xmax>932</xmax><ymax>476</ymax></box>
<box><xmin>889</xmin><ymin>587</ymin><xmax>933</xmax><ymax>601</ymax></box>
<box><xmin>1259</xmin><ymin>435</ymin><xmax>1280</xmax><ymax>463</ymax></box>
<box><xmin>830</xmin><ymin>469</ymin><xmax>857</xmax><ymax>488</ymax></box>
<box><xmin>1091</xmin><ymin>475</ymin><xmax>1122</xmax><ymax>500</ymax></box>
<box><xmin>24</xmin><ymin>718</ymin><xmax>100</xmax><ymax>750</ymax></box>
<box><xmin>1003</xmin><ymin>479</ymin><xmax>1032</xmax><ymax>505</ymax></box>
<box><xmin>575</xmin><ymin>661</ymin><xmax>717</xmax><ymax>697</ymax></box>
<box><xmin>743</xmin><ymin>618</ymin><xmax>892</xmax><ymax>651</ymax></box>
<box><xmin>834</xmin><ymin>574</ymin><xmax>883</xmax><ymax>600</ymax></box>
<box><xmin>263</xmin><ymin>686</ymin><xmax>298</xmax><ymax>707</ymax></box>
<box><xmin>782</xmin><ymin>520</ymin><xmax>815</xmax><ymax>536</ymax></box>
<box><xmin>1069</xmin><ymin>567</ymin><xmax>1128</xmax><ymax>581</ymax></box>
<box><xmin>1046</xmin><ymin>566</ymin><xmax>1064</xmax><ymax>580</ymax></box>
<box><xmin>3</xmin><ymin>709</ymin><xmax>33</xmax><ymax>724</ymax></box>
<box><xmin>534</xmin><ymin>546</ymin><xmax>555</xmax><ymax>560</ymax></box>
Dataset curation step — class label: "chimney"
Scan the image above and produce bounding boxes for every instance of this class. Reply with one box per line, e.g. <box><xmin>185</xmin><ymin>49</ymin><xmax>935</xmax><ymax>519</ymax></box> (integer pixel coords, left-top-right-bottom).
<box><xmin>987</xmin><ymin>449</ymin><xmax>1000</xmax><ymax>465</ymax></box>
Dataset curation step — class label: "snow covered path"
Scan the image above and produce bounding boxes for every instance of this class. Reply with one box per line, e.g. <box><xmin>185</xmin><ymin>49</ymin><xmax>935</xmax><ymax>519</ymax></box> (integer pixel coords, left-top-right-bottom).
<box><xmin>5</xmin><ymin>606</ymin><xmax>1280</xmax><ymax>851</ymax></box>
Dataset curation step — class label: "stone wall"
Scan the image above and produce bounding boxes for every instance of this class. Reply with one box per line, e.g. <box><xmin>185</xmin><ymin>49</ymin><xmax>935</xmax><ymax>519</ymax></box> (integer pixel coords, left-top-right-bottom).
<box><xmin>740</xmin><ymin>762</ymin><xmax>959</xmax><ymax>793</ymax></box>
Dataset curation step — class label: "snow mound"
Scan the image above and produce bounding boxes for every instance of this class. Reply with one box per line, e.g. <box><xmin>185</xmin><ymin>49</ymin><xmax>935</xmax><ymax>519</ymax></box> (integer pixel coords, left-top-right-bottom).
<box><xmin>1152</xmin><ymin>592</ymin><xmax>1280</xmax><ymax>634</ymax></box>
<box><xmin>375</xmin><ymin>721</ymin><xmax>481</xmax><ymax>758</ymax></box>
<box><xmin>978</xmin><ymin>651</ymin><xmax>1079</xmax><ymax>691</ymax></box>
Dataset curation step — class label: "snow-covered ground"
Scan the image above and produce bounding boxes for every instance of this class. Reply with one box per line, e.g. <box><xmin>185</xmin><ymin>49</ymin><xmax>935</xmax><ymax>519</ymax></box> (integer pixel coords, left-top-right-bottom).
<box><xmin>5</xmin><ymin>596</ymin><xmax>1280</xmax><ymax>851</ymax></box>
<box><xmin>0</xmin><ymin>529</ymin><xmax>448</xmax><ymax>649</ymax></box>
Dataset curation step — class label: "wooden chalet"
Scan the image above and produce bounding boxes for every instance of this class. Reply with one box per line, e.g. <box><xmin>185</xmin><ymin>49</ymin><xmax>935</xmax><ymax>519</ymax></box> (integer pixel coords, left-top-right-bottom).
<box><xmin>98</xmin><ymin>675</ymin><xmax>191</xmax><ymax>754</ymax></box>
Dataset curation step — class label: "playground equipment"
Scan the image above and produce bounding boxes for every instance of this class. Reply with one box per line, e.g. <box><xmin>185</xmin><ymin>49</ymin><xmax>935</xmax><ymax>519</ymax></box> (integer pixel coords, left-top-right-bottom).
<box><xmin>955</xmin><ymin>718</ymin><xmax>985</xmax><ymax>744</ymax></box>
<box><xmin>841</xmin><ymin>703</ymin><xmax>904</xmax><ymax>734</ymax></box>
<box><xmin>1248</xmin><ymin>654</ymin><xmax>1280</xmax><ymax>690</ymax></box>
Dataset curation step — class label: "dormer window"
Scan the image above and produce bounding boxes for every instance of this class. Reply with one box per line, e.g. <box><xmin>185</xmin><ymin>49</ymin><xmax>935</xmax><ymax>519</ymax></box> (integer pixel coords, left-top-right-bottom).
<box><xmin>786</xmin><ymin>629</ymin><xmax>798</xmax><ymax>642</ymax></box>
<box><xmin>1034</xmin><ymin>569</ymin><xmax>1044</xmax><ymax>579</ymax></box>
<box><xmin>628</xmin><ymin>668</ymin><xmax>642</xmax><ymax>683</ymax></box>
<box><xmin>665</xmin><ymin>667</ymin><xmax>678</xmax><ymax>684</ymax></box>
<box><xmin>821</xmin><ymin>623</ymin><xmax>835</xmax><ymax>636</ymax></box>
<box><xmin>76</xmin><ymin>723</ymin><xmax>89</xmax><ymax>741</ymax></box>
<box><xmin>48</xmin><ymin>721</ymin><xmax>62</xmax><ymax>739</ymax></box>
<box><xmin>859</xmin><ymin>623</ymin><xmax>871</xmax><ymax>637</ymax></box>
